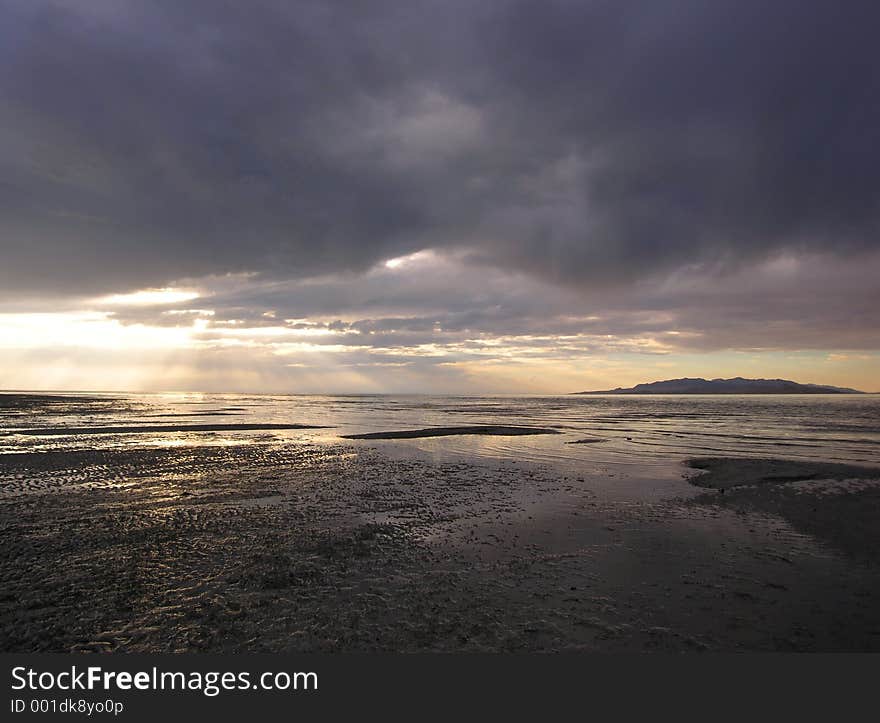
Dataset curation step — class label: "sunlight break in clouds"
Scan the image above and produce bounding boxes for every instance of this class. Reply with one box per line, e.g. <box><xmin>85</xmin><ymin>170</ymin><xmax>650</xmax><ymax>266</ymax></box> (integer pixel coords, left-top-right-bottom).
<box><xmin>0</xmin><ymin>1</ymin><xmax>878</xmax><ymax>393</ymax></box>
<box><xmin>97</xmin><ymin>288</ymin><xmax>201</xmax><ymax>306</ymax></box>
<box><xmin>382</xmin><ymin>250</ymin><xmax>436</xmax><ymax>271</ymax></box>
<box><xmin>0</xmin><ymin>312</ymin><xmax>195</xmax><ymax>351</ymax></box>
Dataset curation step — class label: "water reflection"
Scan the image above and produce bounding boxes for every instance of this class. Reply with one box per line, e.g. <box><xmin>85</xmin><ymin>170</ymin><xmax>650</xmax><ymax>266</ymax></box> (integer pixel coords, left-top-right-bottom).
<box><xmin>1</xmin><ymin>392</ymin><xmax>878</xmax><ymax>470</ymax></box>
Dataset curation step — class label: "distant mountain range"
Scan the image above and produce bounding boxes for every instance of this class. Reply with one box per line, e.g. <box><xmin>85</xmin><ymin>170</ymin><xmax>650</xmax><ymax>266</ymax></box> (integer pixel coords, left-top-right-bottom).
<box><xmin>574</xmin><ymin>377</ymin><xmax>865</xmax><ymax>395</ymax></box>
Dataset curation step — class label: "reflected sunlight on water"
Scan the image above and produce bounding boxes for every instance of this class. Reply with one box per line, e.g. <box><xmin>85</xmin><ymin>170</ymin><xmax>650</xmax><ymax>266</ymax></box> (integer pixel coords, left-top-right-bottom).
<box><xmin>1</xmin><ymin>392</ymin><xmax>879</xmax><ymax>471</ymax></box>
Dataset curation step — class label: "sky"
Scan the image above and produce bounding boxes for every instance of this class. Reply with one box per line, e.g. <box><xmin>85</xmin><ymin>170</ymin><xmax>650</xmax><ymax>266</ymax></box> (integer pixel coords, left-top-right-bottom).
<box><xmin>1</xmin><ymin>0</ymin><xmax>878</xmax><ymax>394</ymax></box>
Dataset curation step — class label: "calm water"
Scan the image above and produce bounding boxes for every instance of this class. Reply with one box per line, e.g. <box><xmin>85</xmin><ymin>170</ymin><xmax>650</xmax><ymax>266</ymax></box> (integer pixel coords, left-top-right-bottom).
<box><xmin>1</xmin><ymin>392</ymin><xmax>879</xmax><ymax>471</ymax></box>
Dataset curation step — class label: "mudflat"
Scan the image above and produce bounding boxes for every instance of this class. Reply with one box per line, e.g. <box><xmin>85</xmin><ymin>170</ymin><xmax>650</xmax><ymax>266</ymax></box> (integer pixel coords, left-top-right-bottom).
<box><xmin>686</xmin><ymin>457</ymin><xmax>880</xmax><ymax>489</ymax></box>
<box><xmin>2</xmin><ymin>443</ymin><xmax>880</xmax><ymax>652</ymax></box>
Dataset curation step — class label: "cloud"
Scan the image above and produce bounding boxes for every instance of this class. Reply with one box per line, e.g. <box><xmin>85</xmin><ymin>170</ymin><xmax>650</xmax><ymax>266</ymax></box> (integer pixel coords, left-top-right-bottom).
<box><xmin>1</xmin><ymin>1</ymin><xmax>878</xmax><ymax>391</ymax></box>
<box><xmin>2</xmin><ymin>0</ymin><xmax>878</xmax><ymax>295</ymax></box>
<box><xmin>34</xmin><ymin>246</ymin><xmax>879</xmax><ymax>358</ymax></box>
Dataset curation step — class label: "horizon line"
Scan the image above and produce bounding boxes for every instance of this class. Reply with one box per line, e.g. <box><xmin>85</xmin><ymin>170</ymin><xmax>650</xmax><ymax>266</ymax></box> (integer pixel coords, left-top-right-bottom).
<box><xmin>2</xmin><ymin>387</ymin><xmax>877</xmax><ymax>397</ymax></box>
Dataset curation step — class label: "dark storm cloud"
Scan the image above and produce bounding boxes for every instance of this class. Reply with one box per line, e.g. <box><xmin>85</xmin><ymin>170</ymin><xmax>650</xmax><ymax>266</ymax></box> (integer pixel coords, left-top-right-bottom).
<box><xmin>2</xmin><ymin>0</ymin><xmax>879</xmax><ymax>299</ymax></box>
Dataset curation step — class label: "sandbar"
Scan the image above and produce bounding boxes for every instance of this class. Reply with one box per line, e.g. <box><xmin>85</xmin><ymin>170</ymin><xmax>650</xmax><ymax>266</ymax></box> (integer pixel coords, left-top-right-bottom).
<box><xmin>341</xmin><ymin>425</ymin><xmax>560</xmax><ymax>440</ymax></box>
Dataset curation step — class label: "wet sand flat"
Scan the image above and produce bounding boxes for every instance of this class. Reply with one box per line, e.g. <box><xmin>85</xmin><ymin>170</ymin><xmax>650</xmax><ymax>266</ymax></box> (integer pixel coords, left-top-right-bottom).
<box><xmin>2</xmin><ymin>443</ymin><xmax>880</xmax><ymax>652</ymax></box>
<box><xmin>686</xmin><ymin>457</ymin><xmax>880</xmax><ymax>564</ymax></box>
<box><xmin>341</xmin><ymin>425</ymin><xmax>560</xmax><ymax>440</ymax></box>
<box><xmin>686</xmin><ymin>457</ymin><xmax>880</xmax><ymax>489</ymax></box>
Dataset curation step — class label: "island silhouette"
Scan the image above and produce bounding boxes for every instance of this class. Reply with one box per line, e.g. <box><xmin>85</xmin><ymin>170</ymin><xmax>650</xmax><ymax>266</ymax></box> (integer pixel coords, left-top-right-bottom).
<box><xmin>574</xmin><ymin>377</ymin><xmax>864</xmax><ymax>394</ymax></box>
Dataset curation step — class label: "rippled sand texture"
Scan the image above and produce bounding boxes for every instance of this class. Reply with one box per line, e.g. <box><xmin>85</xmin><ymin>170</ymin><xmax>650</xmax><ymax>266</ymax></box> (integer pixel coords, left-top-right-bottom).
<box><xmin>2</xmin><ymin>392</ymin><xmax>880</xmax><ymax>652</ymax></box>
